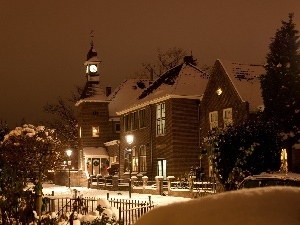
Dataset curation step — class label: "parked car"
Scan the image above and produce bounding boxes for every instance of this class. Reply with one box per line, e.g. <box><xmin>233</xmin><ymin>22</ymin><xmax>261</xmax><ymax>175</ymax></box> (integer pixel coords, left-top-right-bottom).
<box><xmin>238</xmin><ymin>172</ymin><xmax>300</xmax><ymax>189</ymax></box>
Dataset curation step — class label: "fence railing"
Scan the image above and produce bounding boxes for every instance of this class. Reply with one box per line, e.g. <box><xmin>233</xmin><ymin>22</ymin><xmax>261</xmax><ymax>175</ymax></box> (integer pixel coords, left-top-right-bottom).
<box><xmin>43</xmin><ymin>196</ymin><xmax>154</xmax><ymax>225</ymax></box>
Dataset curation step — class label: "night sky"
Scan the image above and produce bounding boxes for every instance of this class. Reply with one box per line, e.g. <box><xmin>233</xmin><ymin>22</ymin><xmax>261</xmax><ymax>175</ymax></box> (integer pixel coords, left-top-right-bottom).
<box><xmin>0</xmin><ymin>1</ymin><xmax>299</xmax><ymax>128</ymax></box>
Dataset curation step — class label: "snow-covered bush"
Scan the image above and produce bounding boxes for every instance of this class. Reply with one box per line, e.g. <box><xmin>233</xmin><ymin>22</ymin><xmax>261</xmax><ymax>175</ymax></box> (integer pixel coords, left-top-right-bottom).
<box><xmin>80</xmin><ymin>198</ymin><xmax>119</xmax><ymax>225</ymax></box>
<box><xmin>0</xmin><ymin>124</ymin><xmax>67</xmax><ymax>223</ymax></box>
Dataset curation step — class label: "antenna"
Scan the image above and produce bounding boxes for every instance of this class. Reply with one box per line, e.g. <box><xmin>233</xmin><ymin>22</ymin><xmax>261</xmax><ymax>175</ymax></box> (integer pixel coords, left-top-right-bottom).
<box><xmin>90</xmin><ymin>30</ymin><xmax>94</xmax><ymax>47</ymax></box>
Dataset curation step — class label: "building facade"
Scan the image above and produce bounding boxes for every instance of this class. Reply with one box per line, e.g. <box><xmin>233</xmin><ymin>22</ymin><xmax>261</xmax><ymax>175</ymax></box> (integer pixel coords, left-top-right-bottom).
<box><xmin>199</xmin><ymin>59</ymin><xmax>265</xmax><ymax>176</ymax></box>
<box><xmin>75</xmin><ymin>45</ymin><xmax>299</xmax><ymax>183</ymax></box>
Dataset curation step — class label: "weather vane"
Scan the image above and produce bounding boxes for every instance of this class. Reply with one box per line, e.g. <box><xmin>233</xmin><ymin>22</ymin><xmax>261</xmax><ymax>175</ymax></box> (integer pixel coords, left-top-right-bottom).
<box><xmin>90</xmin><ymin>30</ymin><xmax>94</xmax><ymax>47</ymax></box>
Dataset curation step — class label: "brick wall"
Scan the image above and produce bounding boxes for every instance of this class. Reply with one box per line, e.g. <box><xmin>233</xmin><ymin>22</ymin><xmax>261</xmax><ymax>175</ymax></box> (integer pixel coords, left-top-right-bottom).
<box><xmin>77</xmin><ymin>101</ymin><xmax>110</xmax><ymax>148</ymax></box>
<box><xmin>119</xmin><ymin>98</ymin><xmax>202</xmax><ymax>180</ymax></box>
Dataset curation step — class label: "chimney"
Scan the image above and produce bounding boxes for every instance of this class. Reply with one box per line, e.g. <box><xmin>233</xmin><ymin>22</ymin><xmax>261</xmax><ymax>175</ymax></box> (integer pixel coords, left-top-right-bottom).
<box><xmin>184</xmin><ymin>51</ymin><xmax>197</xmax><ymax>66</ymax></box>
<box><xmin>150</xmin><ymin>68</ymin><xmax>154</xmax><ymax>81</ymax></box>
<box><xmin>106</xmin><ymin>86</ymin><xmax>112</xmax><ymax>97</ymax></box>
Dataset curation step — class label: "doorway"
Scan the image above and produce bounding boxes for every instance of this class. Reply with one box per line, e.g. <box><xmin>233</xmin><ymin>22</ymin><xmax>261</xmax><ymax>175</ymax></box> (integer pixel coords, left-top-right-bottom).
<box><xmin>157</xmin><ymin>159</ymin><xmax>167</xmax><ymax>179</ymax></box>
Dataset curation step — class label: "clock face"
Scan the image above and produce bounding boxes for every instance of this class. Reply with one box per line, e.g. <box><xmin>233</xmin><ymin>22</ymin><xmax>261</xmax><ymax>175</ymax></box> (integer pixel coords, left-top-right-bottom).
<box><xmin>89</xmin><ymin>65</ymin><xmax>97</xmax><ymax>73</ymax></box>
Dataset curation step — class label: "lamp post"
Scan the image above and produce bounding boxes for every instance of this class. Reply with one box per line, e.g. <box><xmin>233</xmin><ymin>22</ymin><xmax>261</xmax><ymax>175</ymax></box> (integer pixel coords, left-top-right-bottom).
<box><xmin>66</xmin><ymin>149</ymin><xmax>72</xmax><ymax>188</ymax></box>
<box><xmin>126</xmin><ymin>134</ymin><xmax>134</xmax><ymax>198</ymax></box>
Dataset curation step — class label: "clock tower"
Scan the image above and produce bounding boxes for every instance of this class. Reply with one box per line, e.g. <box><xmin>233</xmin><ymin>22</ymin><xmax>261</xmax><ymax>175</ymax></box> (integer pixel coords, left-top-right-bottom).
<box><xmin>84</xmin><ymin>41</ymin><xmax>101</xmax><ymax>82</ymax></box>
<box><xmin>76</xmin><ymin>40</ymin><xmax>110</xmax><ymax>175</ymax></box>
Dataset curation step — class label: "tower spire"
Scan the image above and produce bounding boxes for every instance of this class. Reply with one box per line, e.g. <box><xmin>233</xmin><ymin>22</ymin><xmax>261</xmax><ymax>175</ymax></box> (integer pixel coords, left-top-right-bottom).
<box><xmin>86</xmin><ymin>30</ymin><xmax>98</xmax><ymax>61</ymax></box>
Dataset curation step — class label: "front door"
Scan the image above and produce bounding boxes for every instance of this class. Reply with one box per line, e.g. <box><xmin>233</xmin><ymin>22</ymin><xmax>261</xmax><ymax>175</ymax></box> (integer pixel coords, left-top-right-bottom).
<box><xmin>157</xmin><ymin>159</ymin><xmax>167</xmax><ymax>179</ymax></box>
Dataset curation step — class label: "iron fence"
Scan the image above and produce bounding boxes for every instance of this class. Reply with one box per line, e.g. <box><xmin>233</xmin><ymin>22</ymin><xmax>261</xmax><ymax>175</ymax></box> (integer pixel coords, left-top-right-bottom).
<box><xmin>43</xmin><ymin>196</ymin><xmax>154</xmax><ymax>225</ymax></box>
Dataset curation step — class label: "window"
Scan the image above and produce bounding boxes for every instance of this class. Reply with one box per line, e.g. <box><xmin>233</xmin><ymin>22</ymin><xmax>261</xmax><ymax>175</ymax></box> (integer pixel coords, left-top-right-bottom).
<box><xmin>92</xmin><ymin>126</ymin><xmax>99</xmax><ymax>137</ymax></box>
<box><xmin>132</xmin><ymin>147</ymin><xmax>138</xmax><ymax>172</ymax></box>
<box><xmin>139</xmin><ymin>109</ymin><xmax>146</xmax><ymax>128</ymax></box>
<box><xmin>79</xmin><ymin>127</ymin><xmax>82</xmax><ymax>138</ymax></box>
<box><xmin>223</xmin><ymin>108</ymin><xmax>233</xmax><ymax>127</ymax></box>
<box><xmin>124</xmin><ymin>114</ymin><xmax>130</xmax><ymax>132</ymax></box>
<box><xmin>115</xmin><ymin>123</ymin><xmax>120</xmax><ymax>133</ymax></box>
<box><xmin>156</xmin><ymin>102</ymin><xmax>166</xmax><ymax>135</ymax></box>
<box><xmin>92</xmin><ymin>111</ymin><xmax>99</xmax><ymax>116</ymax></box>
<box><xmin>109</xmin><ymin>156</ymin><xmax>118</xmax><ymax>166</ymax></box>
<box><xmin>140</xmin><ymin>145</ymin><xmax>147</xmax><ymax>172</ymax></box>
<box><xmin>131</xmin><ymin>111</ymin><xmax>138</xmax><ymax>130</ymax></box>
<box><xmin>209</xmin><ymin>111</ymin><xmax>218</xmax><ymax>130</ymax></box>
<box><xmin>124</xmin><ymin>152</ymin><xmax>130</xmax><ymax>172</ymax></box>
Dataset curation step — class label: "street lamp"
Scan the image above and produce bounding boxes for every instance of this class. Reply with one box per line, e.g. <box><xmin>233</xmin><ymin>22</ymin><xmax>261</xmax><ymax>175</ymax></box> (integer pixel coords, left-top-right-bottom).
<box><xmin>126</xmin><ymin>134</ymin><xmax>134</xmax><ymax>198</ymax></box>
<box><xmin>66</xmin><ymin>149</ymin><xmax>72</xmax><ymax>188</ymax></box>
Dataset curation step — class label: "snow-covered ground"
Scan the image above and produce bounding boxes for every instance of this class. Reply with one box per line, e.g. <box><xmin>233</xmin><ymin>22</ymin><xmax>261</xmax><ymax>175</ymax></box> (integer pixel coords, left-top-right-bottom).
<box><xmin>30</xmin><ymin>184</ymin><xmax>300</xmax><ymax>224</ymax></box>
<box><xmin>34</xmin><ymin>183</ymin><xmax>191</xmax><ymax>207</ymax></box>
<box><xmin>135</xmin><ymin>186</ymin><xmax>300</xmax><ymax>225</ymax></box>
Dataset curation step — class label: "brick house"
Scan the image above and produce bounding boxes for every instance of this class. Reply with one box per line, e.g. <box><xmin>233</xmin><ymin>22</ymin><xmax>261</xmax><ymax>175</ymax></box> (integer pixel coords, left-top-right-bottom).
<box><xmin>115</xmin><ymin>57</ymin><xmax>209</xmax><ymax>180</ymax></box>
<box><xmin>199</xmin><ymin>59</ymin><xmax>265</xmax><ymax>176</ymax></box>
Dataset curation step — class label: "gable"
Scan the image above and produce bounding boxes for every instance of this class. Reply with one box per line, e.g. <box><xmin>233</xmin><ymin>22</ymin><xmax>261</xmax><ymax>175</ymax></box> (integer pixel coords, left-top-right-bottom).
<box><xmin>219</xmin><ymin>59</ymin><xmax>265</xmax><ymax>112</ymax></box>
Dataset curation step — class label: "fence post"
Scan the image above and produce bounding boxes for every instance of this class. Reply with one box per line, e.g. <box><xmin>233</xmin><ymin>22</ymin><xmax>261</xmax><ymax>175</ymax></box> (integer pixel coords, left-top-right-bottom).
<box><xmin>112</xmin><ymin>175</ymin><xmax>119</xmax><ymax>190</ymax></box>
<box><xmin>142</xmin><ymin>176</ymin><xmax>148</xmax><ymax>190</ymax></box>
<box><xmin>131</xmin><ymin>176</ymin><xmax>137</xmax><ymax>188</ymax></box>
<box><xmin>50</xmin><ymin>191</ymin><xmax>55</xmax><ymax>212</ymax></box>
<box><xmin>155</xmin><ymin>176</ymin><xmax>164</xmax><ymax>195</ymax></box>
<box><xmin>167</xmin><ymin>176</ymin><xmax>175</xmax><ymax>192</ymax></box>
<box><xmin>118</xmin><ymin>207</ymin><xmax>123</xmax><ymax>225</ymax></box>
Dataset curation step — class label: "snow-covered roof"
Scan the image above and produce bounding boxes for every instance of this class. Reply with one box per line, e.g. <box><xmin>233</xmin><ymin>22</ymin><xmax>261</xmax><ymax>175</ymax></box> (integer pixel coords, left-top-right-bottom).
<box><xmin>219</xmin><ymin>59</ymin><xmax>265</xmax><ymax>112</ymax></box>
<box><xmin>83</xmin><ymin>147</ymin><xmax>108</xmax><ymax>158</ymax></box>
<box><xmin>116</xmin><ymin>62</ymin><xmax>209</xmax><ymax>115</ymax></box>
<box><xmin>108</xmin><ymin>78</ymin><xmax>151</xmax><ymax>117</ymax></box>
<box><xmin>75</xmin><ymin>81</ymin><xmax>108</xmax><ymax>106</ymax></box>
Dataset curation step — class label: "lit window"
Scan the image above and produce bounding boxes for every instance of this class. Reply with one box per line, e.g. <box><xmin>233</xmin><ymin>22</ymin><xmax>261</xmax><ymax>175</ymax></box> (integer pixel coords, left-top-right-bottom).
<box><xmin>140</xmin><ymin>145</ymin><xmax>147</xmax><ymax>172</ymax></box>
<box><xmin>124</xmin><ymin>149</ymin><xmax>131</xmax><ymax>172</ymax></box>
<box><xmin>132</xmin><ymin>147</ymin><xmax>138</xmax><ymax>172</ymax></box>
<box><xmin>109</xmin><ymin>156</ymin><xmax>118</xmax><ymax>165</ymax></box>
<box><xmin>209</xmin><ymin>111</ymin><xmax>218</xmax><ymax>130</ymax></box>
<box><xmin>216</xmin><ymin>88</ymin><xmax>222</xmax><ymax>95</ymax></box>
<box><xmin>223</xmin><ymin>108</ymin><xmax>233</xmax><ymax>127</ymax></box>
<box><xmin>79</xmin><ymin>127</ymin><xmax>82</xmax><ymax>138</ymax></box>
<box><xmin>139</xmin><ymin>109</ymin><xmax>146</xmax><ymax>128</ymax></box>
<box><xmin>92</xmin><ymin>126</ymin><xmax>99</xmax><ymax>137</ymax></box>
<box><xmin>156</xmin><ymin>102</ymin><xmax>166</xmax><ymax>135</ymax></box>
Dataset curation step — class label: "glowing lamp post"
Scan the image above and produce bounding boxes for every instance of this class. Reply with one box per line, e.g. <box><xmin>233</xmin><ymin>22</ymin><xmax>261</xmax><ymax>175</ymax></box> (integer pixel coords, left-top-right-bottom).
<box><xmin>66</xmin><ymin>149</ymin><xmax>72</xmax><ymax>188</ymax></box>
<box><xmin>126</xmin><ymin>134</ymin><xmax>134</xmax><ymax>198</ymax></box>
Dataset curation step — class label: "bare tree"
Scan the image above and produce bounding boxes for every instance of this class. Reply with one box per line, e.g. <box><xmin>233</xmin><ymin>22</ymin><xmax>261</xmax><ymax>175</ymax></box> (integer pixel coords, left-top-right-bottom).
<box><xmin>133</xmin><ymin>47</ymin><xmax>187</xmax><ymax>79</ymax></box>
<box><xmin>43</xmin><ymin>85</ymin><xmax>83</xmax><ymax>150</ymax></box>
